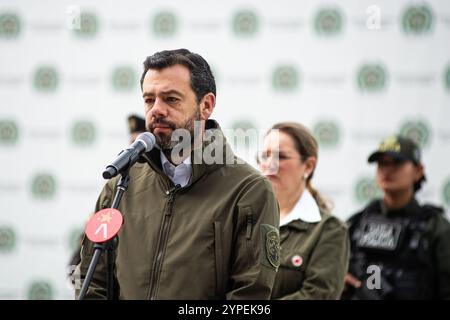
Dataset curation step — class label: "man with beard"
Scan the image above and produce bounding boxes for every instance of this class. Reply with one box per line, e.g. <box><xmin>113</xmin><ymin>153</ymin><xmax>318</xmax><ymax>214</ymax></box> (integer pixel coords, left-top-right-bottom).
<box><xmin>76</xmin><ymin>49</ymin><xmax>280</xmax><ymax>299</ymax></box>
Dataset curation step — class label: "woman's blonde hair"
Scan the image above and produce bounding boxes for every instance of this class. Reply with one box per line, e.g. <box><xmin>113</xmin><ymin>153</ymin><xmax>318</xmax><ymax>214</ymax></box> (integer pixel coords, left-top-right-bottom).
<box><xmin>269</xmin><ymin>122</ymin><xmax>332</xmax><ymax>212</ymax></box>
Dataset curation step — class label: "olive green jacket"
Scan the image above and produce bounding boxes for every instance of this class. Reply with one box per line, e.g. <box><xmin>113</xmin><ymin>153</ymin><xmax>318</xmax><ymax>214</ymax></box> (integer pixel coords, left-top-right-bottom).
<box><xmin>271</xmin><ymin>210</ymin><xmax>349</xmax><ymax>300</ymax></box>
<box><xmin>75</xmin><ymin>120</ymin><xmax>280</xmax><ymax>300</ymax></box>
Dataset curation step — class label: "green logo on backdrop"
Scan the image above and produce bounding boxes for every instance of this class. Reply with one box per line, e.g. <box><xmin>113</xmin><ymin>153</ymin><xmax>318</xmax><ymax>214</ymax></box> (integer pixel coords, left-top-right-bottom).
<box><xmin>399</xmin><ymin>120</ymin><xmax>431</xmax><ymax>148</ymax></box>
<box><xmin>272</xmin><ymin>65</ymin><xmax>299</xmax><ymax>92</ymax></box>
<box><xmin>112</xmin><ymin>66</ymin><xmax>137</xmax><ymax>91</ymax></box>
<box><xmin>73</xmin><ymin>12</ymin><xmax>99</xmax><ymax>38</ymax></box>
<box><xmin>27</xmin><ymin>281</ymin><xmax>53</xmax><ymax>300</ymax></box>
<box><xmin>71</xmin><ymin>120</ymin><xmax>96</xmax><ymax>146</ymax></box>
<box><xmin>31</xmin><ymin>174</ymin><xmax>56</xmax><ymax>200</ymax></box>
<box><xmin>355</xmin><ymin>177</ymin><xmax>382</xmax><ymax>204</ymax></box>
<box><xmin>0</xmin><ymin>120</ymin><xmax>19</xmax><ymax>145</ymax></box>
<box><xmin>0</xmin><ymin>12</ymin><xmax>21</xmax><ymax>38</ymax></box>
<box><xmin>444</xmin><ymin>65</ymin><xmax>450</xmax><ymax>91</ymax></box>
<box><xmin>357</xmin><ymin>64</ymin><xmax>387</xmax><ymax>92</ymax></box>
<box><xmin>314</xmin><ymin>8</ymin><xmax>343</xmax><ymax>36</ymax></box>
<box><xmin>33</xmin><ymin>66</ymin><xmax>59</xmax><ymax>92</ymax></box>
<box><xmin>442</xmin><ymin>179</ymin><xmax>450</xmax><ymax>207</ymax></box>
<box><xmin>313</xmin><ymin>121</ymin><xmax>340</xmax><ymax>148</ymax></box>
<box><xmin>402</xmin><ymin>5</ymin><xmax>433</xmax><ymax>35</ymax></box>
<box><xmin>233</xmin><ymin>10</ymin><xmax>259</xmax><ymax>36</ymax></box>
<box><xmin>153</xmin><ymin>11</ymin><xmax>177</xmax><ymax>37</ymax></box>
<box><xmin>0</xmin><ymin>227</ymin><xmax>16</xmax><ymax>253</ymax></box>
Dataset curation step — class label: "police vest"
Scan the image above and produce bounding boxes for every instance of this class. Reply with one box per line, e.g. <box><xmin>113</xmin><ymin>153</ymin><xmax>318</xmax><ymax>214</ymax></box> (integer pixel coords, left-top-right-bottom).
<box><xmin>349</xmin><ymin>199</ymin><xmax>443</xmax><ymax>299</ymax></box>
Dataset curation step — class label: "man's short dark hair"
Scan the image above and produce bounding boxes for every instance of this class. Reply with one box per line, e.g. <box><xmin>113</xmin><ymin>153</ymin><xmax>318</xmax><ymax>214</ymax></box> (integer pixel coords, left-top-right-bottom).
<box><xmin>140</xmin><ymin>48</ymin><xmax>216</xmax><ymax>103</ymax></box>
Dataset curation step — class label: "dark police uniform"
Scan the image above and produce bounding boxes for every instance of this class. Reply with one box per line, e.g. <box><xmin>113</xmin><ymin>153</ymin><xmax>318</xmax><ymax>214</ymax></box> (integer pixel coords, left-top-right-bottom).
<box><xmin>345</xmin><ymin>198</ymin><xmax>450</xmax><ymax>299</ymax></box>
<box><xmin>343</xmin><ymin>135</ymin><xmax>450</xmax><ymax>299</ymax></box>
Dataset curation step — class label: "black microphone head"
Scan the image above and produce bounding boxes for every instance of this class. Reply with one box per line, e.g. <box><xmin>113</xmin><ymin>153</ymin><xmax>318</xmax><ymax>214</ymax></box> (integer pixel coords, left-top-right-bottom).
<box><xmin>102</xmin><ymin>166</ymin><xmax>117</xmax><ymax>179</ymax></box>
<box><xmin>135</xmin><ymin>132</ymin><xmax>156</xmax><ymax>152</ymax></box>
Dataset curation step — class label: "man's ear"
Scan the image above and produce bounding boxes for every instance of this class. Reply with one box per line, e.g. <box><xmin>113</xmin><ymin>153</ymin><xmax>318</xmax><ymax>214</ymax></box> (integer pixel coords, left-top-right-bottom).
<box><xmin>199</xmin><ymin>93</ymin><xmax>215</xmax><ymax>120</ymax></box>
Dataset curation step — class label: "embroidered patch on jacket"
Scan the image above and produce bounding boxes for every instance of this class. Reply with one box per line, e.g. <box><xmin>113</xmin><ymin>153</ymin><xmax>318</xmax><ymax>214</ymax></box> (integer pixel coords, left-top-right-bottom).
<box><xmin>260</xmin><ymin>224</ymin><xmax>281</xmax><ymax>269</ymax></box>
<box><xmin>266</xmin><ymin>229</ymin><xmax>280</xmax><ymax>268</ymax></box>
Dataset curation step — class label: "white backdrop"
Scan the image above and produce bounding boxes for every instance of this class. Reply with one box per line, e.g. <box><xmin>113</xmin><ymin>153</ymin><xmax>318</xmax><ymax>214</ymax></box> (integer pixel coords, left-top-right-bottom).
<box><xmin>0</xmin><ymin>0</ymin><xmax>449</xmax><ymax>299</ymax></box>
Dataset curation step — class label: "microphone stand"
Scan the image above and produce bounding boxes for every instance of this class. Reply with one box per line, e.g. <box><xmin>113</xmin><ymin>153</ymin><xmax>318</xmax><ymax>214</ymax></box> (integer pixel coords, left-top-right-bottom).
<box><xmin>78</xmin><ymin>170</ymin><xmax>130</xmax><ymax>300</ymax></box>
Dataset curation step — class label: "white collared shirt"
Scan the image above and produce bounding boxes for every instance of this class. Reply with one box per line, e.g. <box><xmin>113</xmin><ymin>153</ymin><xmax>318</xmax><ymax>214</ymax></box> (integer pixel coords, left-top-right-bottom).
<box><xmin>280</xmin><ymin>189</ymin><xmax>322</xmax><ymax>226</ymax></box>
<box><xmin>160</xmin><ymin>152</ymin><xmax>192</xmax><ymax>188</ymax></box>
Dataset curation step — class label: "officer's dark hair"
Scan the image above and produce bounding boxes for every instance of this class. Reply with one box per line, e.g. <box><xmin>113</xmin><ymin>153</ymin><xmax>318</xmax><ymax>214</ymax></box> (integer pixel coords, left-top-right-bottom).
<box><xmin>414</xmin><ymin>173</ymin><xmax>426</xmax><ymax>192</ymax></box>
<box><xmin>263</xmin><ymin>122</ymin><xmax>333</xmax><ymax>212</ymax></box>
<box><xmin>399</xmin><ymin>158</ymin><xmax>426</xmax><ymax>193</ymax></box>
<box><xmin>140</xmin><ymin>49</ymin><xmax>216</xmax><ymax>104</ymax></box>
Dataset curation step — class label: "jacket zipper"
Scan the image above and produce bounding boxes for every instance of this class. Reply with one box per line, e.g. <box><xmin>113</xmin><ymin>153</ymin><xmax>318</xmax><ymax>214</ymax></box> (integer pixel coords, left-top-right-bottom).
<box><xmin>149</xmin><ymin>184</ymin><xmax>180</xmax><ymax>299</ymax></box>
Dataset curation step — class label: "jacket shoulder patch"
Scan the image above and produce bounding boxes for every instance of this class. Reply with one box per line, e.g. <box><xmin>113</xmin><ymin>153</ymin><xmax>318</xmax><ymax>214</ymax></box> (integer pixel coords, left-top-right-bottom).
<box><xmin>261</xmin><ymin>224</ymin><xmax>280</xmax><ymax>269</ymax></box>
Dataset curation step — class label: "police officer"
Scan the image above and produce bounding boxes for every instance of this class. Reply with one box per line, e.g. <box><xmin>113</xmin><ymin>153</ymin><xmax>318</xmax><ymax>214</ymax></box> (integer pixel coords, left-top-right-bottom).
<box><xmin>342</xmin><ymin>135</ymin><xmax>450</xmax><ymax>299</ymax></box>
<box><xmin>127</xmin><ymin>114</ymin><xmax>146</xmax><ymax>144</ymax></box>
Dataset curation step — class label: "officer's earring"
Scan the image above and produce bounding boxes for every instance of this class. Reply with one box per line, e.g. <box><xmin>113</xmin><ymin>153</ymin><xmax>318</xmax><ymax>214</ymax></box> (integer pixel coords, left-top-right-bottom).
<box><xmin>303</xmin><ymin>173</ymin><xmax>309</xmax><ymax>180</ymax></box>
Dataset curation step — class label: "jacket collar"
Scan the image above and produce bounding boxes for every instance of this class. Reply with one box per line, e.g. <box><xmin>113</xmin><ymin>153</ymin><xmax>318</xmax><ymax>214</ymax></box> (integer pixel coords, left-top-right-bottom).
<box><xmin>141</xmin><ymin>119</ymin><xmax>235</xmax><ymax>188</ymax></box>
<box><xmin>280</xmin><ymin>189</ymin><xmax>322</xmax><ymax>227</ymax></box>
<box><xmin>280</xmin><ymin>219</ymin><xmax>311</xmax><ymax>243</ymax></box>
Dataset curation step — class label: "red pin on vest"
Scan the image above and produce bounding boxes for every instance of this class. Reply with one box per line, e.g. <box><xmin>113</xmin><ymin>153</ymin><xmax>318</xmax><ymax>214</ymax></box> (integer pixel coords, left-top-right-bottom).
<box><xmin>85</xmin><ymin>208</ymin><xmax>124</xmax><ymax>243</ymax></box>
<box><xmin>291</xmin><ymin>254</ymin><xmax>303</xmax><ymax>268</ymax></box>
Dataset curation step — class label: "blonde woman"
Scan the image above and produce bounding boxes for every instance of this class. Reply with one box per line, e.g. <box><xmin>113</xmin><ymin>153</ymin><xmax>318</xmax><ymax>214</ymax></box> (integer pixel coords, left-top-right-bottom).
<box><xmin>258</xmin><ymin>122</ymin><xmax>349</xmax><ymax>299</ymax></box>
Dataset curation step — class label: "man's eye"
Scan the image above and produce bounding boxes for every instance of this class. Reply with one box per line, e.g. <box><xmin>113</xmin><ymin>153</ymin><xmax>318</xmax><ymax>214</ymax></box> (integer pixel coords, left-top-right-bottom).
<box><xmin>145</xmin><ymin>99</ymin><xmax>155</xmax><ymax>105</ymax></box>
<box><xmin>166</xmin><ymin>97</ymin><xmax>178</xmax><ymax>103</ymax></box>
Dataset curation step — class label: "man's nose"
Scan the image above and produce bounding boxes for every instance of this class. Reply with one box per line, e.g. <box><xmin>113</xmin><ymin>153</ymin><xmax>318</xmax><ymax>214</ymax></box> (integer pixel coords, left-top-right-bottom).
<box><xmin>150</xmin><ymin>98</ymin><xmax>168</xmax><ymax>118</ymax></box>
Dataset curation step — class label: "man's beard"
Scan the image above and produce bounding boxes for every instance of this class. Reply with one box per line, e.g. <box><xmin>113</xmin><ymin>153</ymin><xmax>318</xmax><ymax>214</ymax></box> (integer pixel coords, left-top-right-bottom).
<box><xmin>147</xmin><ymin>107</ymin><xmax>201</xmax><ymax>151</ymax></box>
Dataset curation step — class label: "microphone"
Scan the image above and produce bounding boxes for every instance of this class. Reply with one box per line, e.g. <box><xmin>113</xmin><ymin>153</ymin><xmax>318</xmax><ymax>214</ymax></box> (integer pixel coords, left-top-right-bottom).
<box><xmin>102</xmin><ymin>132</ymin><xmax>156</xmax><ymax>179</ymax></box>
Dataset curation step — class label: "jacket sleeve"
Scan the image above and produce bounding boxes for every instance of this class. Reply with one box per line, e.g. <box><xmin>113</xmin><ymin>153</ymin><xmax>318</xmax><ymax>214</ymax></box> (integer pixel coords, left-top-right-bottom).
<box><xmin>279</xmin><ymin>217</ymin><xmax>350</xmax><ymax>300</ymax></box>
<box><xmin>74</xmin><ymin>181</ymin><xmax>115</xmax><ymax>300</ymax></box>
<box><xmin>226</xmin><ymin>176</ymin><xmax>280</xmax><ymax>300</ymax></box>
<box><xmin>433</xmin><ymin>214</ymin><xmax>450</xmax><ymax>299</ymax></box>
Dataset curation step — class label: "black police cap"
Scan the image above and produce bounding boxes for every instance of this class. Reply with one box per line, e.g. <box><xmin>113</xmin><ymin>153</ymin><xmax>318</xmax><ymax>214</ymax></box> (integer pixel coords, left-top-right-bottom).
<box><xmin>127</xmin><ymin>114</ymin><xmax>146</xmax><ymax>134</ymax></box>
<box><xmin>368</xmin><ymin>135</ymin><xmax>422</xmax><ymax>165</ymax></box>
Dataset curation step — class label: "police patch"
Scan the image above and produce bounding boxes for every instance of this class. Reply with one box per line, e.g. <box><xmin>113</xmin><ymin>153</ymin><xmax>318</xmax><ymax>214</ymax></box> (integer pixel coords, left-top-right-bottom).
<box><xmin>357</xmin><ymin>221</ymin><xmax>402</xmax><ymax>251</ymax></box>
<box><xmin>266</xmin><ymin>229</ymin><xmax>280</xmax><ymax>268</ymax></box>
<box><xmin>260</xmin><ymin>224</ymin><xmax>280</xmax><ymax>269</ymax></box>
